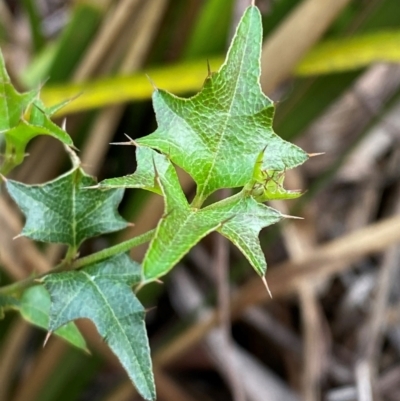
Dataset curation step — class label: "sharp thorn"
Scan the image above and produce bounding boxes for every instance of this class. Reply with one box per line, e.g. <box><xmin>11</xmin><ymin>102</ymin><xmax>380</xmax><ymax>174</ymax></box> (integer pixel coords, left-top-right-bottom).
<box><xmin>262</xmin><ymin>276</ymin><xmax>273</xmax><ymax>299</ymax></box>
<box><xmin>308</xmin><ymin>152</ymin><xmax>325</xmax><ymax>157</ymax></box>
<box><xmin>281</xmin><ymin>214</ymin><xmax>304</xmax><ymax>220</ymax></box>
<box><xmin>207</xmin><ymin>59</ymin><xmax>211</xmax><ymax>76</ymax></box>
<box><xmin>43</xmin><ymin>331</ymin><xmax>52</xmax><ymax>347</ymax></box>
<box><xmin>145</xmin><ymin>74</ymin><xmax>157</xmax><ymax>91</ymax></box>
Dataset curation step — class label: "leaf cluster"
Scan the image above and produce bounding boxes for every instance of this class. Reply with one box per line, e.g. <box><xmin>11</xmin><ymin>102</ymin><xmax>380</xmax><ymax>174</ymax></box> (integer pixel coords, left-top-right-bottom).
<box><xmin>0</xmin><ymin>6</ymin><xmax>308</xmax><ymax>400</ymax></box>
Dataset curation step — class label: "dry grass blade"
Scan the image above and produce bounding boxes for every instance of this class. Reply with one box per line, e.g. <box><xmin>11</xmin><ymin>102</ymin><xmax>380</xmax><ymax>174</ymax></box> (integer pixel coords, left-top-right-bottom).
<box><xmin>0</xmin><ymin>319</ymin><xmax>31</xmax><ymax>401</ymax></box>
<box><xmin>153</xmin><ymin>214</ymin><xmax>400</xmax><ymax>367</ymax></box>
<box><xmin>11</xmin><ymin>338</ymin><xmax>69</xmax><ymax>401</ymax></box>
<box><xmin>72</xmin><ymin>0</ymin><xmax>142</xmax><ymax>82</ymax></box>
<box><xmin>271</xmin><ymin>195</ymin><xmax>326</xmax><ymax>401</ymax></box>
<box><xmin>81</xmin><ymin>0</ymin><xmax>168</xmax><ymax>176</ymax></box>
<box><xmin>260</xmin><ymin>0</ymin><xmax>352</xmax><ymax>93</ymax></box>
<box><xmin>0</xmin><ymin>196</ymin><xmax>50</xmax><ymax>278</ymax></box>
<box><xmin>154</xmin><ymin>367</ymin><xmax>203</xmax><ymax>401</ymax></box>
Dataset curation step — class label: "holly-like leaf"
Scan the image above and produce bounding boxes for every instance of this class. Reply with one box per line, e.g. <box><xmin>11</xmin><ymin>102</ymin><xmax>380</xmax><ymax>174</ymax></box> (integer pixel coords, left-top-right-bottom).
<box><xmin>140</xmin><ymin>149</ymin><xmax>227</xmax><ymax>282</ymax></box>
<box><xmin>5</xmin><ymin>150</ymin><xmax>128</xmax><ymax>252</ymax></box>
<box><xmin>137</xmin><ymin>6</ymin><xmax>308</xmax><ymax>204</ymax></box>
<box><xmin>20</xmin><ymin>285</ymin><xmax>87</xmax><ymax>350</ymax></box>
<box><xmin>42</xmin><ymin>253</ymin><xmax>155</xmax><ymax>401</ymax></box>
<box><xmin>0</xmin><ymin>49</ymin><xmax>73</xmax><ymax>174</ymax></box>
<box><xmin>109</xmin><ymin>147</ymin><xmax>283</xmax><ymax>282</ymax></box>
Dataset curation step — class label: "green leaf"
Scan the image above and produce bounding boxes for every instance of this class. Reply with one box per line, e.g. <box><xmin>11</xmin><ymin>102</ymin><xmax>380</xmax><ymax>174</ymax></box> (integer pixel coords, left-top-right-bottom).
<box><xmin>243</xmin><ymin>147</ymin><xmax>303</xmax><ymax>202</ymax></box>
<box><xmin>215</xmin><ymin>196</ymin><xmax>282</xmax><ymax>276</ymax></box>
<box><xmin>5</xmin><ymin>150</ymin><xmax>128</xmax><ymax>251</ymax></box>
<box><xmin>20</xmin><ymin>285</ymin><xmax>87</xmax><ymax>350</ymax></box>
<box><xmin>42</xmin><ymin>254</ymin><xmax>155</xmax><ymax>401</ymax></box>
<box><xmin>0</xmin><ymin>50</ymin><xmax>36</xmax><ymax>131</ymax></box>
<box><xmin>0</xmin><ymin>49</ymin><xmax>73</xmax><ymax>174</ymax></box>
<box><xmin>109</xmin><ymin>147</ymin><xmax>283</xmax><ymax>282</ymax></box>
<box><xmin>138</xmin><ymin>6</ymin><xmax>307</xmax><ymax>203</ymax></box>
<box><xmin>0</xmin><ymin>294</ymin><xmax>20</xmax><ymax>319</ymax></box>
<box><xmin>98</xmin><ymin>146</ymin><xmax>163</xmax><ymax>194</ymax></box>
<box><xmin>140</xmin><ymin>150</ymin><xmax>227</xmax><ymax>281</ymax></box>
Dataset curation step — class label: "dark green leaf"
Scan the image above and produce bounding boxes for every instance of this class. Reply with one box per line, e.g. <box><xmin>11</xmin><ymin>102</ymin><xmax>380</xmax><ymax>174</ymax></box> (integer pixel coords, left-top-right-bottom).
<box><xmin>42</xmin><ymin>254</ymin><xmax>155</xmax><ymax>401</ymax></box>
<box><xmin>5</xmin><ymin>150</ymin><xmax>128</xmax><ymax>250</ymax></box>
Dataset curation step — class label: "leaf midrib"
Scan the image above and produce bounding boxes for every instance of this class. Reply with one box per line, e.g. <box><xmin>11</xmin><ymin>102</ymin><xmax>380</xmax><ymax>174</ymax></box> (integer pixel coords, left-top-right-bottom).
<box><xmin>197</xmin><ymin>12</ymin><xmax>254</xmax><ymax>201</ymax></box>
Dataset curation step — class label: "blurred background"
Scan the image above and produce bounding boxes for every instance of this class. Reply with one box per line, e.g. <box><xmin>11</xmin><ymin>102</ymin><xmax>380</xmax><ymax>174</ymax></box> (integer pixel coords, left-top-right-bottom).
<box><xmin>1</xmin><ymin>0</ymin><xmax>400</xmax><ymax>400</ymax></box>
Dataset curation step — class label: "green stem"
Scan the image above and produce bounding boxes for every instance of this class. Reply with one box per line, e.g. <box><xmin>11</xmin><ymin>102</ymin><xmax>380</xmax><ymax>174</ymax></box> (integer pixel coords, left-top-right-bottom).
<box><xmin>191</xmin><ymin>193</ymin><xmax>205</xmax><ymax>209</ymax></box>
<box><xmin>0</xmin><ymin>229</ymin><xmax>155</xmax><ymax>296</ymax></box>
<box><xmin>72</xmin><ymin>229</ymin><xmax>155</xmax><ymax>269</ymax></box>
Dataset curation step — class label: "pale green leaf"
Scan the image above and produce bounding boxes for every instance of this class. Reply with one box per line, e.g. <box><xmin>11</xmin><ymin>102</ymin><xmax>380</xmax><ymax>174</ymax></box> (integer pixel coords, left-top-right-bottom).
<box><xmin>0</xmin><ymin>49</ymin><xmax>73</xmax><ymax>174</ymax></box>
<box><xmin>42</xmin><ymin>254</ymin><xmax>155</xmax><ymax>401</ymax></box>
<box><xmin>131</xmin><ymin>148</ymin><xmax>284</xmax><ymax>282</ymax></box>
<box><xmin>137</xmin><ymin>6</ymin><xmax>307</xmax><ymax>203</ymax></box>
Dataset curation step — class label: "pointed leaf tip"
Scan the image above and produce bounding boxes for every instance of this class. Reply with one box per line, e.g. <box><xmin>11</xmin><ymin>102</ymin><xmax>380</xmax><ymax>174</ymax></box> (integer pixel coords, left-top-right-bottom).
<box><xmin>139</xmin><ymin>4</ymin><xmax>307</xmax><ymax>202</ymax></box>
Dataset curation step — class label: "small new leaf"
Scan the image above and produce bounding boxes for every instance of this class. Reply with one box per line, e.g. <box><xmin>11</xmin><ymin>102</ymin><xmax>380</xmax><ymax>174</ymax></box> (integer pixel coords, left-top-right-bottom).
<box><xmin>244</xmin><ymin>147</ymin><xmax>303</xmax><ymax>202</ymax></box>
<box><xmin>43</xmin><ymin>254</ymin><xmax>155</xmax><ymax>401</ymax></box>
<box><xmin>0</xmin><ymin>49</ymin><xmax>73</xmax><ymax>174</ymax></box>
<box><xmin>6</xmin><ymin>151</ymin><xmax>128</xmax><ymax>251</ymax></box>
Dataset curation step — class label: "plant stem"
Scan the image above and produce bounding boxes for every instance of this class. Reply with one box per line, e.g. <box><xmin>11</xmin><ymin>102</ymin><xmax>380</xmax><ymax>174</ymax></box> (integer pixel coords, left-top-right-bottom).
<box><xmin>0</xmin><ymin>229</ymin><xmax>155</xmax><ymax>296</ymax></box>
<box><xmin>73</xmin><ymin>229</ymin><xmax>155</xmax><ymax>268</ymax></box>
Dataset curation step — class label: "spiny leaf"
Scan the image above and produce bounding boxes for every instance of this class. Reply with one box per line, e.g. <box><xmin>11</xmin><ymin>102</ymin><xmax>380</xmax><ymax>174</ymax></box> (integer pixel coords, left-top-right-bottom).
<box><xmin>0</xmin><ymin>49</ymin><xmax>73</xmax><ymax>174</ymax></box>
<box><xmin>117</xmin><ymin>148</ymin><xmax>284</xmax><ymax>282</ymax></box>
<box><xmin>5</xmin><ymin>149</ymin><xmax>128</xmax><ymax>251</ymax></box>
<box><xmin>20</xmin><ymin>285</ymin><xmax>87</xmax><ymax>350</ymax></box>
<box><xmin>215</xmin><ymin>196</ymin><xmax>282</xmax><ymax>276</ymax></box>
<box><xmin>140</xmin><ymin>150</ymin><xmax>227</xmax><ymax>282</ymax></box>
<box><xmin>137</xmin><ymin>6</ymin><xmax>308</xmax><ymax>204</ymax></box>
<box><xmin>42</xmin><ymin>254</ymin><xmax>155</xmax><ymax>401</ymax></box>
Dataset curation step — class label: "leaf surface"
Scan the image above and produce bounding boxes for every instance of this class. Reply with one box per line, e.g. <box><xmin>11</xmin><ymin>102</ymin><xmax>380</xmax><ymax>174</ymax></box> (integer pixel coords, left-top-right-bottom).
<box><xmin>20</xmin><ymin>285</ymin><xmax>87</xmax><ymax>350</ymax></box>
<box><xmin>0</xmin><ymin>52</ymin><xmax>73</xmax><ymax>174</ymax></box>
<box><xmin>6</xmin><ymin>153</ymin><xmax>128</xmax><ymax>250</ymax></box>
<box><xmin>0</xmin><ymin>50</ymin><xmax>73</xmax><ymax>174</ymax></box>
<box><xmin>42</xmin><ymin>254</ymin><xmax>155</xmax><ymax>401</ymax></box>
<box><xmin>104</xmin><ymin>147</ymin><xmax>283</xmax><ymax>281</ymax></box>
<box><xmin>138</xmin><ymin>6</ymin><xmax>307</xmax><ymax>202</ymax></box>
